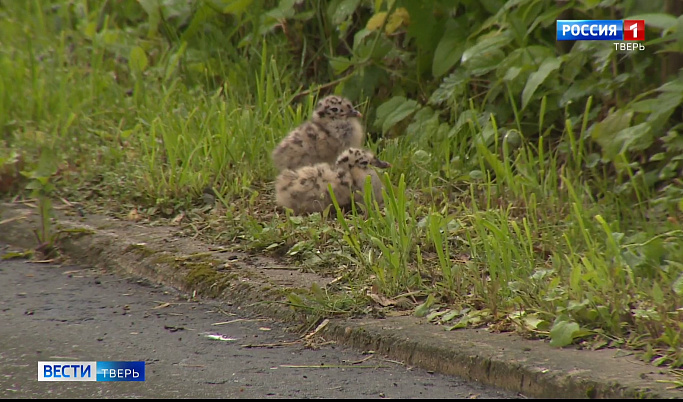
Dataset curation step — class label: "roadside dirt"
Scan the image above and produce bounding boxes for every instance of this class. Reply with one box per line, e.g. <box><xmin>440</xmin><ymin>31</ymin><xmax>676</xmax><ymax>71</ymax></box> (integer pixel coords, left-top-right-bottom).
<box><xmin>1</xmin><ymin>202</ymin><xmax>681</xmax><ymax>398</ymax></box>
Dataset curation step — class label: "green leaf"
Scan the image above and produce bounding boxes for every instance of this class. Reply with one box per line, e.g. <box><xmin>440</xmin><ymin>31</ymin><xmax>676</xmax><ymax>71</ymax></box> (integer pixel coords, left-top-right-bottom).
<box><xmin>286</xmin><ymin>292</ymin><xmax>305</xmax><ymax>307</ymax></box>
<box><xmin>331</xmin><ymin>0</ymin><xmax>361</xmax><ymax>24</ymax></box>
<box><xmin>673</xmin><ymin>273</ymin><xmax>683</xmax><ymax>296</ymax></box>
<box><xmin>138</xmin><ymin>0</ymin><xmax>161</xmax><ymax>36</ymax></box>
<box><xmin>329</xmin><ymin>56</ymin><xmax>353</xmax><ymax>75</ymax></box>
<box><xmin>608</xmin><ymin>123</ymin><xmax>653</xmax><ymax>159</ymax></box>
<box><xmin>265</xmin><ymin>0</ymin><xmax>297</xmax><ymax>19</ymax></box>
<box><xmin>220</xmin><ymin>0</ymin><xmax>254</xmax><ymax>15</ymax></box>
<box><xmin>461</xmin><ymin>32</ymin><xmax>512</xmax><ymax>75</ymax></box>
<box><xmin>129</xmin><ymin>46</ymin><xmax>149</xmax><ymax>76</ymax></box>
<box><xmin>164</xmin><ymin>41</ymin><xmax>187</xmax><ymax>81</ymax></box>
<box><xmin>521</xmin><ymin>57</ymin><xmax>561</xmax><ymax>110</ymax></box>
<box><xmin>560</xmin><ymin>78</ymin><xmax>597</xmax><ymax>107</ymax></box>
<box><xmin>549</xmin><ymin>320</ymin><xmax>580</xmax><ymax>347</ymax></box>
<box><xmin>429</xmin><ymin>70</ymin><xmax>469</xmax><ymax>105</ymax></box>
<box><xmin>440</xmin><ymin>309</ymin><xmax>461</xmax><ymax>323</ymax></box>
<box><xmin>381</xmin><ymin>99</ymin><xmax>420</xmax><ymax>135</ymax></box>
<box><xmin>579</xmin><ymin>0</ymin><xmax>601</xmax><ymax>9</ymax></box>
<box><xmin>414</xmin><ymin>294</ymin><xmax>436</xmax><ymax>317</ymax></box>
<box><xmin>461</xmin><ymin>32</ymin><xmax>512</xmax><ymax>64</ymax></box>
<box><xmin>590</xmin><ymin>110</ymin><xmax>634</xmax><ymax>160</ymax></box>
<box><xmin>652</xmin><ymin>282</ymin><xmax>664</xmax><ymax>305</ymax></box>
<box><xmin>374</xmin><ymin>96</ymin><xmax>407</xmax><ymax>128</ymax></box>
<box><xmin>403</xmin><ymin>1</ymin><xmax>437</xmax><ymax>50</ymax></box>
<box><xmin>311</xmin><ymin>282</ymin><xmax>324</xmax><ymax>298</ymax></box>
<box><xmin>432</xmin><ymin>18</ymin><xmax>466</xmax><ymax>78</ymax></box>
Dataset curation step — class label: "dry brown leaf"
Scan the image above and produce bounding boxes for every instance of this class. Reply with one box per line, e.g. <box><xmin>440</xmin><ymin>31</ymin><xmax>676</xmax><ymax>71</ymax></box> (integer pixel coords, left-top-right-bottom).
<box><xmin>367</xmin><ymin>291</ymin><xmax>397</xmax><ymax>307</ymax></box>
<box><xmin>127</xmin><ymin>208</ymin><xmax>142</xmax><ymax>222</ymax></box>
<box><xmin>171</xmin><ymin>212</ymin><xmax>185</xmax><ymax>225</ymax></box>
<box><xmin>304</xmin><ymin>318</ymin><xmax>329</xmax><ymax>340</ymax></box>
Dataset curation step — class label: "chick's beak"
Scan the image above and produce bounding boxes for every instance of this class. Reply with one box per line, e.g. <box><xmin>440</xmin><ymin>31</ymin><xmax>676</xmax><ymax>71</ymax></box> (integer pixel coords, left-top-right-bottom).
<box><xmin>349</xmin><ymin>108</ymin><xmax>362</xmax><ymax>118</ymax></box>
<box><xmin>371</xmin><ymin>158</ymin><xmax>391</xmax><ymax>169</ymax></box>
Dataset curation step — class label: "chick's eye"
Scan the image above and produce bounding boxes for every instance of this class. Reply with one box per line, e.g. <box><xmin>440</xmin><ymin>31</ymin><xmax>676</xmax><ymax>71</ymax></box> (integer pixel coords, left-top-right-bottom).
<box><xmin>330</xmin><ymin>107</ymin><xmax>339</xmax><ymax>113</ymax></box>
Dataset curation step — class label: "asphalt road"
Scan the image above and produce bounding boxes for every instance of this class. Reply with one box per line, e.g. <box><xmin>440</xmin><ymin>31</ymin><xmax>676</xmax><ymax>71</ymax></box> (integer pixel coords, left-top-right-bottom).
<box><xmin>0</xmin><ymin>244</ymin><xmax>520</xmax><ymax>399</ymax></box>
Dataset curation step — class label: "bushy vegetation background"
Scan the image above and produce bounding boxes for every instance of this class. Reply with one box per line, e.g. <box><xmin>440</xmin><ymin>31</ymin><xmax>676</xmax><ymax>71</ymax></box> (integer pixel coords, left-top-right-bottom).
<box><xmin>1</xmin><ymin>0</ymin><xmax>683</xmax><ymax>368</ymax></box>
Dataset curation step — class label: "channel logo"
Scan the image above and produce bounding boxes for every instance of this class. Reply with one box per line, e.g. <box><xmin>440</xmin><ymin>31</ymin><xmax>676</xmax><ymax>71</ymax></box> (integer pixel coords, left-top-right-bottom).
<box><xmin>556</xmin><ymin>20</ymin><xmax>645</xmax><ymax>41</ymax></box>
<box><xmin>38</xmin><ymin>361</ymin><xmax>145</xmax><ymax>382</ymax></box>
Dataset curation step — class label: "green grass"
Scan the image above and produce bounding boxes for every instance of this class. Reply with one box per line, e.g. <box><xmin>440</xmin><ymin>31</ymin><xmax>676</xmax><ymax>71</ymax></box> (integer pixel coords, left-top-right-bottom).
<box><xmin>2</xmin><ymin>0</ymin><xmax>683</xmax><ymax>368</ymax></box>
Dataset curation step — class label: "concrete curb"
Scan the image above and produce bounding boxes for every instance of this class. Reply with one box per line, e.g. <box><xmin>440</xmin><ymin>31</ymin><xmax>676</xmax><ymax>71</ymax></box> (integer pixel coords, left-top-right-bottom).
<box><xmin>1</xmin><ymin>203</ymin><xmax>680</xmax><ymax>398</ymax></box>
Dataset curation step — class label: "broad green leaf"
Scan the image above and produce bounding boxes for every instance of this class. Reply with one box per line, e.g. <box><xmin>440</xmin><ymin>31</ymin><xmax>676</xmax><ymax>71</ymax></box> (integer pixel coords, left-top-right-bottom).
<box><xmin>412</xmin><ymin>150</ymin><xmax>431</xmax><ymax>164</ymax></box>
<box><xmin>461</xmin><ymin>33</ymin><xmax>512</xmax><ymax>64</ymax></box>
<box><xmin>286</xmin><ymin>293</ymin><xmax>304</xmax><ymax>306</ymax></box>
<box><xmin>440</xmin><ymin>309</ymin><xmax>461</xmax><ymax>323</ymax></box>
<box><xmin>560</xmin><ymin>79</ymin><xmax>596</xmax><ymax>107</ymax></box>
<box><xmin>529</xmin><ymin>3</ymin><xmax>575</xmax><ymax>32</ymax></box>
<box><xmin>461</xmin><ymin>32</ymin><xmax>511</xmax><ymax>76</ymax></box>
<box><xmin>219</xmin><ymin>0</ymin><xmax>254</xmax><ymax>14</ymax></box>
<box><xmin>265</xmin><ymin>0</ymin><xmax>297</xmax><ymax>19</ymax></box>
<box><xmin>374</xmin><ymin>96</ymin><xmax>407</xmax><ymax>129</ymax></box>
<box><xmin>332</xmin><ymin>0</ymin><xmax>361</xmax><ymax>25</ymax></box>
<box><xmin>652</xmin><ymin>282</ymin><xmax>664</xmax><ymax>305</ymax></box>
<box><xmin>445</xmin><ymin>317</ymin><xmax>469</xmax><ymax>331</ymax></box>
<box><xmin>549</xmin><ymin>320</ymin><xmax>580</xmax><ymax>347</ymax></box>
<box><xmin>579</xmin><ymin>0</ymin><xmax>601</xmax><ymax>9</ymax></box>
<box><xmin>521</xmin><ymin>57</ymin><xmax>561</xmax><ymax>110</ymax></box>
<box><xmin>469</xmin><ymin>170</ymin><xmax>485</xmax><ymax>180</ymax></box>
<box><xmin>432</xmin><ymin>18</ymin><xmax>466</xmax><ymax>78</ymax></box>
<box><xmin>310</xmin><ymin>282</ymin><xmax>325</xmax><ymax>300</ymax></box>
<box><xmin>429</xmin><ymin>70</ymin><xmax>469</xmax><ymax>105</ymax></box>
<box><xmin>426</xmin><ymin>309</ymin><xmax>448</xmax><ymax>322</ymax></box>
<box><xmin>522</xmin><ymin>315</ymin><xmax>549</xmax><ymax>331</ymax></box>
<box><xmin>129</xmin><ymin>46</ymin><xmax>149</xmax><ymax>76</ymax></box>
<box><xmin>673</xmin><ymin>273</ymin><xmax>683</xmax><ymax>296</ymax></box>
<box><xmin>479</xmin><ymin>0</ymin><xmax>505</xmax><ymax>14</ymax></box>
<box><xmin>414</xmin><ymin>294</ymin><xmax>436</xmax><ymax>317</ymax></box>
<box><xmin>496</xmin><ymin>46</ymin><xmax>554</xmax><ymax>82</ymax></box>
<box><xmin>599</xmin><ymin>122</ymin><xmax>653</xmax><ymax>160</ymax></box>
<box><xmin>30</xmin><ymin>147</ymin><xmax>58</xmax><ymax>179</ymax></box>
<box><xmin>402</xmin><ymin>1</ymin><xmax>436</xmax><ymax>50</ymax></box>
<box><xmin>648</xmin><ymin>92</ymin><xmax>683</xmax><ymax>128</ymax></box>
<box><xmin>464</xmin><ymin>48</ymin><xmax>505</xmax><ymax>76</ymax></box>
<box><xmin>329</xmin><ymin>56</ymin><xmax>353</xmax><ymax>75</ymax></box>
<box><xmin>382</xmin><ymin>99</ymin><xmax>420</xmax><ymax>135</ymax></box>
<box><xmin>503</xmin><ymin>66</ymin><xmax>522</xmax><ymax>82</ymax></box>
<box><xmin>159</xmin><ymin>0</ymin><xmax>193</xmax><ymax>20</ymax></box>
<box><xmin>658</xmin><ymin>76</ymin><xmax>683</xmax><ymax>93</ymax></box>
<box><xmin>590</xmin><ymin>110</ymin><xmax>634</xmax><ymax>159</ymax></box>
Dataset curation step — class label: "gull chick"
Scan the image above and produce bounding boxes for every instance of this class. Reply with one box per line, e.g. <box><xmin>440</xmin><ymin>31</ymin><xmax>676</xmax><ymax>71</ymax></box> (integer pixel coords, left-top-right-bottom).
<box><xmin>271</xmin><ymin>96</ymin><xmax>365</xmax><ymax>171</ymax></box>
<box><xmin>275</xmin><ymin>148</ymin><xmax>390</xmax><ymax>215</ymax></box>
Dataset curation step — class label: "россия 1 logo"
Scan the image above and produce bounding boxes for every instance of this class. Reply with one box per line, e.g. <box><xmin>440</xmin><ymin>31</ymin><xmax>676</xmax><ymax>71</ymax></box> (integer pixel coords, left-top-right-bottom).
<box><xmin>556</xmin><ymin>19</ymin><xmax>645</xmax><ymax>51</ymax></box>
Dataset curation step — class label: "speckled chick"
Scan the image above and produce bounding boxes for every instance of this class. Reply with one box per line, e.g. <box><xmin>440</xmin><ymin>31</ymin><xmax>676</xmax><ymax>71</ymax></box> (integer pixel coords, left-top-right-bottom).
<box><xmin>275</xmin><ymin>148</ymin><xmax>390</xmax><ymax>215</ymax></box>
<box><xmin>271</xmin><ymin>96</ymin><xmax>365</xmax><ymax>171</ymax></box>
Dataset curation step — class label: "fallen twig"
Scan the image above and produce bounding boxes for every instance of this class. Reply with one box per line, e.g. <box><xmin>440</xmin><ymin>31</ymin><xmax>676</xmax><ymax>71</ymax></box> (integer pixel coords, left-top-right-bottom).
<box><xmin>280</xmin><ymin>364</ymin><xmax>388</xmax><ymax>369</ymax></box>
<box><xmin>211</xmin><ymin>318</ymin><xmax>270</xmax><ymax>326</ymax></box>
<box><xmin>241</xmin><ymin>341</ymin><xmax>300</xmax><ymax>348</ymax></box>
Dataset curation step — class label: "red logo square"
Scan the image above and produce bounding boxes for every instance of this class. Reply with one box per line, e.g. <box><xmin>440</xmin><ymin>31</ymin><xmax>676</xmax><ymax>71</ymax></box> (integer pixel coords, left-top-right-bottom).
<box><xmin>623</xmin><ymin>20</ymin><xmax>645</xmax><ymax>41</ymax></box>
